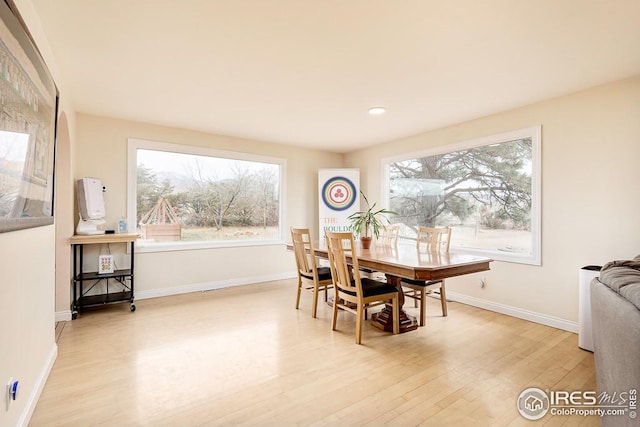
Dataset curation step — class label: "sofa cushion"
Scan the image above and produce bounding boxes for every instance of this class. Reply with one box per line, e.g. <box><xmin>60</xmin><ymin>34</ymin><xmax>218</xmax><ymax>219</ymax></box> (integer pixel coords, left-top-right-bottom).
<box><xmin>598</xmin><ymin>254</ymin><xmax>640</xmax><ymax>310</ymax></box>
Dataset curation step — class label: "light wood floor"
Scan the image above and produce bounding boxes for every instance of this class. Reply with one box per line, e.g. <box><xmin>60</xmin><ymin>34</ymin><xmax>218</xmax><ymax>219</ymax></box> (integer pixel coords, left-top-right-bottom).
<box><xmin>31</xmin><ymin>279</ymin><xmax>598</xmax><ymax>427</ymax></box>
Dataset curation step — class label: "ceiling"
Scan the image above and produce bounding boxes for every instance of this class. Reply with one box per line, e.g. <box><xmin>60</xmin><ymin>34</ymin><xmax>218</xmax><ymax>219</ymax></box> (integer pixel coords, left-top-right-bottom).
<box><xmin>31</xmin><ymin>0</ymin><xmax>640</xmax><ymax>153</ymax></box>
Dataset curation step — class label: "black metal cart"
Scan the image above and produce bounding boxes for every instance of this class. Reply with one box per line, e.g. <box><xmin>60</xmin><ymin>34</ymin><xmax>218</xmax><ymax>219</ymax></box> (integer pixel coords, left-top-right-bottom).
<box><xmin>71</xmin><ymin>234</ymin><xmax>137</xmax><ymax>319</ymax></box>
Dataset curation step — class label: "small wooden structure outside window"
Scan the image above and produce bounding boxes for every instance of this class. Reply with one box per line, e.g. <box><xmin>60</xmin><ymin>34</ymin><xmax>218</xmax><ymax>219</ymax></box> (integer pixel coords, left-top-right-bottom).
<box><xmin>139</xmin><ymin>197</ymin><xmax>182</xmax><ymax>241</ymax></box>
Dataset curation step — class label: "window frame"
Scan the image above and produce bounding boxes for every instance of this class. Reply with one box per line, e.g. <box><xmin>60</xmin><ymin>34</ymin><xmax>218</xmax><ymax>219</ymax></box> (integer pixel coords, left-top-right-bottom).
<box><xmin>127</xmin><ymin>138</ymin><xmax>287</xmax><ymax>253</ymax></box>
<box><xmin>381</xmin><ymin>126</ymin><xmax>542</xmax><ymax>265</ymax></box>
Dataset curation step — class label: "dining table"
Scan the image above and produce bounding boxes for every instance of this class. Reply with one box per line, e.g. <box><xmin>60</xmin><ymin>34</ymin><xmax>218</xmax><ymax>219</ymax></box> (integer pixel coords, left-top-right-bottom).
<box><xmin>287</xmin><ymin>239</ymin><xmax>493</xmax><ymax>333</ymax></box>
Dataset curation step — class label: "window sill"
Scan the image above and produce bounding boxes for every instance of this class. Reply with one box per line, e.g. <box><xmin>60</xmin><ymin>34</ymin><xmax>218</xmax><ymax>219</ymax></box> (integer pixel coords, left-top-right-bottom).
<box><xmin>451</xmin><ymin>246</ymin><xmax>540</xmax><ymax>266</ymax></box>
<box><xmin>134</xmin><ymin>238</ymin><xmax>287</xmax><ymax>253</ymax></box>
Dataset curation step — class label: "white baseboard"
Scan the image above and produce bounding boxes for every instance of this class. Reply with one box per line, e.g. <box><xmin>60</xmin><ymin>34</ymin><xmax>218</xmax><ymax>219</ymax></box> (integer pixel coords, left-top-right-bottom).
<box><xmin>446</xmin><ymin>290</ymin><xmax>579</xmax><ymax>333</ymax></box>
<box><xmin>60</xmin><ymin>274</ymin><xmax>577</xmax><ymax>334</ymax></box>
<box><xmin>19</xmin><ymin>343</ymin><xmax>57</xmax><ymax>427</ymax></box>
<box><xmin>55</xmin><ymin>310</ymin><xmax>72</xmax><ymax>322</ymax></box>
<box><xmin>135</xmin><ymin>272</ymin><xmax>297</xmax><ymax>300</ymax></box>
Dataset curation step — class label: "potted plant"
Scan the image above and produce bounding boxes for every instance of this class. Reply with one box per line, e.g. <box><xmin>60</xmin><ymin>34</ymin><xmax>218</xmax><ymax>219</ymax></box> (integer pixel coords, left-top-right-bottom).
<box><xmin>348</xmin><ymin>192</ymin><xmax>396</xmax><ymax>249</ymax></box>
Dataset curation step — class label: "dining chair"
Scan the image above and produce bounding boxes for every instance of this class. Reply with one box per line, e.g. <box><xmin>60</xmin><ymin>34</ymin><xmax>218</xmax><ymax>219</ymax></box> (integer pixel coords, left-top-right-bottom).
<box><xmin>378</xmin><ymin>224</ymin><xmax>400</xmax><ymax>247</ymax></box>
<box><xmin>401</xmin><ymin>226</ymin><xmax>451</xmax><ymax>326</ymax></box>
<box><xmin>290</xmin><ymin>227</ymin><xmax>333</xmax><ymax>318</ymax></box>
<box><xmin>325</xmin><ymin>231</ymin><xmax>399</xmax><ymax>344</ymax></box>
<box><xmin>362</xmin><ymin>223</ymin><xmax>401</xmax><ymax>282</ymax></box>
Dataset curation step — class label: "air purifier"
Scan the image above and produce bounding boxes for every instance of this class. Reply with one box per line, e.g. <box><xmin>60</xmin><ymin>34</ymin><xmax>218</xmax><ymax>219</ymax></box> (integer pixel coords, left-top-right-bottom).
<box><xmin>76</xmin><ymin>177</ymin><xmax>106</xmax><ymax>235</ymax></box>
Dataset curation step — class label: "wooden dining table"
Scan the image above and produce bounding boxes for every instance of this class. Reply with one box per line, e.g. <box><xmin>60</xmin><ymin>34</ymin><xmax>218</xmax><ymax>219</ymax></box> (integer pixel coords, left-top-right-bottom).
<box><xmin>287</xmin><ymin>240</ymin><xmax>493</xmax><ymax>333</ymax></box>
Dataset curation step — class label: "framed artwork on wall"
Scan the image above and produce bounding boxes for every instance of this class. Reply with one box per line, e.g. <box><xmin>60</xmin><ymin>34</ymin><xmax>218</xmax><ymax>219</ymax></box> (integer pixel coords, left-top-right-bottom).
<box><xmin>0</xmin><ymin>0</ymin><xmax>58</xmax><ymax>233</ymax></box>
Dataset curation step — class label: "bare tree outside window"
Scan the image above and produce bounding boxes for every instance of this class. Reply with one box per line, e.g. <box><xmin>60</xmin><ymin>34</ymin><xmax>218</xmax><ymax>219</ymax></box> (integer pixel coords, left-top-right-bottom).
<box><xmin>385</xmin><ymin>127</ymin><xmax>541</xmax><ymax>264</ymax></box>
<box><xmin>131</xmin><ymin>143</ymin><xmax>282</xmax><ymax>245</ymax></box>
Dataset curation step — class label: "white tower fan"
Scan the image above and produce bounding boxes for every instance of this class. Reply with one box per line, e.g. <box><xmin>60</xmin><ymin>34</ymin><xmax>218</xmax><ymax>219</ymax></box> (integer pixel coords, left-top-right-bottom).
<box><xmin>76</xmin><ymin>177</ymin><xmax>106</xmax><ymax>235</ymax></box>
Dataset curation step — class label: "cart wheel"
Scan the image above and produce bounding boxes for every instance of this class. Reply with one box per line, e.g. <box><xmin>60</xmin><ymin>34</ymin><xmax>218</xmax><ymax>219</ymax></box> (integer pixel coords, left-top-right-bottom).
<box><xmin>72</xmin><ymin>311</ymin><xmax>78</xmax><ymax>320</ymax></box>
<box><xmin>130</xmin><ymin>303</ymin><xmax>136</xmax><ymax>312</ymax></box>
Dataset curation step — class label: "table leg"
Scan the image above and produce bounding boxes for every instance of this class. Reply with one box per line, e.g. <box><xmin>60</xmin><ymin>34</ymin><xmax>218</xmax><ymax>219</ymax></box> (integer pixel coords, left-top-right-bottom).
<box><xmin>371</xmin><ymin>274</ymin><xmax>419</xmax><ymax>332</ymax></box>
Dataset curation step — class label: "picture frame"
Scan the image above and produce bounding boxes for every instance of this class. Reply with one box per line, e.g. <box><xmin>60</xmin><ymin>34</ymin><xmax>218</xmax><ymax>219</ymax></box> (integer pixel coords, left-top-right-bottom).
<box><xmin>98</xmin><ymin>254</ymin><xmax>114</xmax><ymax>274</ymax></box>
<box><xmin>0</xmin><ymin>0</ymin><xmax>58</xmax><ymax>233</ymax></box>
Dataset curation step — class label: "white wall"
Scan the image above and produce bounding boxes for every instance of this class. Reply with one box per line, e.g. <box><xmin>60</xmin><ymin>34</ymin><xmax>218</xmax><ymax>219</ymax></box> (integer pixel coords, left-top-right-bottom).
<box><xmin>73</xmin><ymin>113</ymin><xmax>343</xmax><ymax>297</ymax></box>
<box><xmin>345</xmin><ymin>76</ymin><xmax>640</xmax><ymax>328</ymax></box>
<box><xmin>0</xmin><ymin>1</ymin><xmax>75</xmax><ymax>424</ymax></box>
<box><xmin>0</xmin><ymin>227</ymin><xmax>57</xmax><ymax>427</ymax></box>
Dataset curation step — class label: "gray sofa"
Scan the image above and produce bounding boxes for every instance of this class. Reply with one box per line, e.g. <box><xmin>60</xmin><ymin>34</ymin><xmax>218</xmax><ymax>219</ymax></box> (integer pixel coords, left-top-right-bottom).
<box><xmin>591</xmin><ymin>255</ymin><xmax>640</xmax><ymax>427</ymax></box>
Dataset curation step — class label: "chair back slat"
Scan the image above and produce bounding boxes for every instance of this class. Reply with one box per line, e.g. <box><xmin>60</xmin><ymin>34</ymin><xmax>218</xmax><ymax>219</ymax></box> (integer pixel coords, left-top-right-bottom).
<box><xmin>325</xmin><ymin>231</ymin><xmax>361</xmax><ymax>297</ymax></box>
<box><xmin>290</xmin><ymin>227</ymin><xmax>318</xmax><ymax>278</ymax></box>
<box><xmin>416</xmin><ymin>226</ymin><xmax>451</xmax><ymax>253</ymax></box>
<box><xmin>379</xmin><ymin>224</ymin><xmax>400</xmax><ymax>247</ymax></box>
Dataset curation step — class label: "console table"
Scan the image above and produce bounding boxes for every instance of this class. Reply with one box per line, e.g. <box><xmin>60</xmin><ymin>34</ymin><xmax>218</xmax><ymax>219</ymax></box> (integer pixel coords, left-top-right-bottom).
<box><xmin>70</xmin><ymin>234</ymin><xmax>138</xmax><ymax>319</ymax></box>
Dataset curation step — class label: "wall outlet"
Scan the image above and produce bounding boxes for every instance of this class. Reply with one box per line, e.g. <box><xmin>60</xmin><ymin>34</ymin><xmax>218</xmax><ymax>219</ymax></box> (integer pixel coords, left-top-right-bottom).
<box><xmin>5</xmin><ymin>377</ymin><xmax>18</xmax><ymax>411</ymax></box>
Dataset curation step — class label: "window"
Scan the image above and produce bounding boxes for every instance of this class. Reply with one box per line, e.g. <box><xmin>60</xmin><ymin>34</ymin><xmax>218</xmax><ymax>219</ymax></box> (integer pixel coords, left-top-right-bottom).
<box><xmin>383</xmin><ymin>126</ymin><xmax>541</xmax><ymax>265</ymax></box>
<box><xmin>127</xmin><ymin>138</ymin><xmax>286</xmax><ymax>252</ymax></box>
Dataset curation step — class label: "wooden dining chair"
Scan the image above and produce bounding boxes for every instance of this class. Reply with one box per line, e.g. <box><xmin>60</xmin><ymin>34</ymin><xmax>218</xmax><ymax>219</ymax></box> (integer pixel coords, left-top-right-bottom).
<box><xmin>401</xmin><ymin>226</ymin><xmax>451</xmax><ymax>326</ymax></box>
<box><xmin>325</xmin><ymin>231</ymin><xmax>399</xmax><ymax>344</ymax></box>
<box><xmin>378</xmin><ymin>224</ymin><xmax>400</xmax><ymax>247</ymax></box>
<box><xmin>361</xmin><ymin>224</ymin><xmax>401</xmax><ymax>282</ymax></box>
<box><xmin>290</xmin><ymin>227</ymin><xmax>333</xmax><ymax>318</ymax></box>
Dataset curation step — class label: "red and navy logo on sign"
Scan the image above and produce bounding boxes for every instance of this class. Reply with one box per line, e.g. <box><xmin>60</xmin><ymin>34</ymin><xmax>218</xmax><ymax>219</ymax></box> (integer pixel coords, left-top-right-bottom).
<box><xmin>321</xmin><ymin>176</ymin><xmax>357</xmax><ymax>211</ymax></box>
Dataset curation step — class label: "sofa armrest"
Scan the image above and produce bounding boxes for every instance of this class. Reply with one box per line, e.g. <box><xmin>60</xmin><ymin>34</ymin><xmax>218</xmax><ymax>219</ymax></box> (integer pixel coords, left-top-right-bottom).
<box><xmin>590</xmin><ymin>278</ymin><xmax>640</xmax><ymax>427</ymax></box>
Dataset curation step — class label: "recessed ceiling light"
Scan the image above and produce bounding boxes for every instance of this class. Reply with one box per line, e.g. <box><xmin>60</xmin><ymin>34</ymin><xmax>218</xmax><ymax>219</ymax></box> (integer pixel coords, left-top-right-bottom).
<box><xmin>368</xmin><ymin>107</ymin><xmax>386</xmax><ymax>115</ymax></box>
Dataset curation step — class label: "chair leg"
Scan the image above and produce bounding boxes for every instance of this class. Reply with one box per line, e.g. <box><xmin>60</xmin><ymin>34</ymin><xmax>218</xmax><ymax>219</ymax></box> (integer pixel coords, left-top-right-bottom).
<box><xmin>312</xmin><ymin>285</ymin><xmax>319</xmax><ymax>318</ymax></box>
<box><xmin>414</xmin><ymin>289</ymin><xmax>418</xmax><ymax>308</ymax></box>
<box><xmin>419</xmin><ymin>287</ymin><xmax>426</xmax><ymax>326</ymax></box>
<box><xmin>331</xmin><ymin>297</ymin><xmax>339</xmax><ymax>331</ymax></box>
<box><xmin>295</xmin><ymin>279</ymin><xmax>302</xmax><ymax>309</ymax></box>
<box><xmin>440</xmin><ymin>283</ymin><xmax>448</xmax><ymax>317</ymax></box>
<box><xmin>356</xmin><ymin>304</ymin><xmax>364</xmax><ymax>344</ymax></box>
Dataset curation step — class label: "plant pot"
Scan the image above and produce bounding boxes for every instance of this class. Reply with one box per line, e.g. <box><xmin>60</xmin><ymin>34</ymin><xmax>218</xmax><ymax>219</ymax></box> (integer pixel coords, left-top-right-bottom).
<box><xmin>360</xmin><ymin>236</ymin><xmax>373</xmax><ymax>249</ymax></box>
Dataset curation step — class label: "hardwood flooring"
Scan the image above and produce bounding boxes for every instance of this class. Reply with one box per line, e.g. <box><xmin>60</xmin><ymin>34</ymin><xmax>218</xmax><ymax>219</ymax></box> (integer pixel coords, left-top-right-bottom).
<box><xmin>30</xmin><ymin>280</ymin><xmax>598</xmax><ymax>426</ymax></box>
<box><xmin>54</xmin><ymin>321</ymin><xmax>65</xmax><ymax>343</ymax></box>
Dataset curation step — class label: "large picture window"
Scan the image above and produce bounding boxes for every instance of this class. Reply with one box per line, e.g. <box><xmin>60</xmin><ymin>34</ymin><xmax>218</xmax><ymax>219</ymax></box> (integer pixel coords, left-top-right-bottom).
<box><xmin>383</xmin><ymin>127</ymin><xmax>541</xmax><ymax>265</ymax></box>
<box><xmin>127</xmin><ymin>138</ymin><xmax>285</xmax><ymax>252</ymax></box>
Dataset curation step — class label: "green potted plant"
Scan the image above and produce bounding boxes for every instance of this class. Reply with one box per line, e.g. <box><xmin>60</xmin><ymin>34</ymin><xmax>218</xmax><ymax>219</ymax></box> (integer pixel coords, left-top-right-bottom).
<box><xmin>348</xmin><ymin>192</ymin><xmax>396</xmax><ymax>249</ymax></box>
